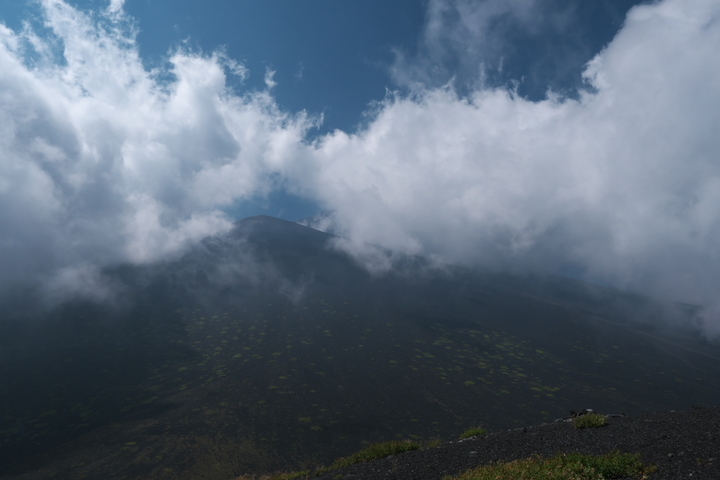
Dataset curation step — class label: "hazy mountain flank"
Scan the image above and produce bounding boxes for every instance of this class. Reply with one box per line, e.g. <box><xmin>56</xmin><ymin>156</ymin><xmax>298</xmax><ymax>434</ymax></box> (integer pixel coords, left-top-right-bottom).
<box><xmin>1</xmin><ymin>216</ymin><xmax>719</xmax><ymax>479</ymax></box>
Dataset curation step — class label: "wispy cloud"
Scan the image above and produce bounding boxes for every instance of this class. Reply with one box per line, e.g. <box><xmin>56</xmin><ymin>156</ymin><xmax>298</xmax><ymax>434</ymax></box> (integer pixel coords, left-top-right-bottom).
<box><xmin>2</xmin><ymin>0</ymin><xmax>720</xmax><ymax>333</ymax></box>
<box><xmin>391</xmin><ymin>0</ymin><xmax>542</xmax><ymax>89</ymax></box>
<box><xmin>107</xmin><ymin>0</ymin><xmax>125</xmax><ymax>15</ymax></box>
<box><xmin>389</xmin><ymin>0</ymin><xmax>581</xmax><ymax>95</ymax></box>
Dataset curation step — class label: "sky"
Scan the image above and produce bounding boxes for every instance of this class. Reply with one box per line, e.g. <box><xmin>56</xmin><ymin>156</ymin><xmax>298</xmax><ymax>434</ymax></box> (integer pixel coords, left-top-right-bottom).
<box><xmin>2</xmin><ymin>0</ymin><xmax>720</xmax><ymax>333</ymax></box>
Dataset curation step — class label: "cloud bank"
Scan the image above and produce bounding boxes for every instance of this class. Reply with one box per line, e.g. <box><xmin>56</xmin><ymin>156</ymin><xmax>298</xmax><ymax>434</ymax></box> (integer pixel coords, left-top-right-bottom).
<box><xmin>2</xmin><ymin>0</ymin><xmax>720</xmax><ymax>332</ymax></box>
<box><xmin>299</xmin><ymin>0</ymin><xmax>720</xmax><ymax>330</ymax></box>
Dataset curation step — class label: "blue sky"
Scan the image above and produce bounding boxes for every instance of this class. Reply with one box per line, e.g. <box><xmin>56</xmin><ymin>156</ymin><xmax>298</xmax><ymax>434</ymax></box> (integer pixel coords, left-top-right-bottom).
<box><xmin>0</xmin><ymin>0</ymin><xmax>426</xmax><ymax>136</ymax></box>
<box><xmin>2</xmin><ymin>0</ymin><xmax>720</xmax><ymax>332</ymax></box>
<box><xmin>122</xmin><ymin>0</ymin><xmax>426</xmax><ymax>134</ymax></box>
<box><xmin>0</xmin><ymin>0</ymin><xmax>639</xmax><ymax>138</ymax></box>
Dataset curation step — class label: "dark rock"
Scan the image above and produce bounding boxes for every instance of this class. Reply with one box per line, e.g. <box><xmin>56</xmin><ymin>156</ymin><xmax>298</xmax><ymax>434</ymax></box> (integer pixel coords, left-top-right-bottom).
<box><xmin>309</xmin><ymin>407</ymin><xmax>720</xmax><ymax>480</ymax></box>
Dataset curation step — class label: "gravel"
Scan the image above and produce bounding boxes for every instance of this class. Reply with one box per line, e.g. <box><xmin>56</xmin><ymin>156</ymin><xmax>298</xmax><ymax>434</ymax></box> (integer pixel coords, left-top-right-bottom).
<box><xmin>309</xmin><ymin>406</ymin><xmax>720</xmax><ymax>480</ymax></box>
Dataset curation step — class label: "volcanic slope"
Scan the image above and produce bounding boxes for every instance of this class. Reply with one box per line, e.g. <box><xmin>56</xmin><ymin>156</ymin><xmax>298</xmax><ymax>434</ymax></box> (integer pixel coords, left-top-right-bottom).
<box><xmin>1</xmin><ymin>215</ymin><xmax>720</xmax><ymax>479</ymax></box>
<box><xmin>305</xmin><ymin>406</ymin><xmax>720</xmax><ymax>480</ymax></box>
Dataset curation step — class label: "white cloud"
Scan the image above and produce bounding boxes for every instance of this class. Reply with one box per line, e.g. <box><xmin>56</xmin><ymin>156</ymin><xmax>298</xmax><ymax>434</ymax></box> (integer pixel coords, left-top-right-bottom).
<box><xmin>294</xmin><ymin>0</ymin><xmax>720</xmax><ymax>330</ymax></box>
<box><xmin>264</xmin><ymin>68</ymin><xmax>277</xmax><ymax>90</ymax></box>
<box><xmin>2</xmin><ymin>0</ymin><xmax>720</xmax><ymax>334</ymax></box>
<box><xmin>107</xmin><ymin>0</ymin><xmax>125</xmax><ymax>15</ymax></box>
<box><xmin>0</xmin><ymin>0</ymin><xmax>312</xmax><ymax>297</ymax></box>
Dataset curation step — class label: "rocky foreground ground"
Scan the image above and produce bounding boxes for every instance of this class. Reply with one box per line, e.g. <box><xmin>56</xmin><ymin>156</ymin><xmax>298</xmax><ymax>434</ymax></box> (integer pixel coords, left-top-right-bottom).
<box><xmin>306</xmin><ymin>406</ymin><xmax>719</xmax><ymax>480</ymax></box>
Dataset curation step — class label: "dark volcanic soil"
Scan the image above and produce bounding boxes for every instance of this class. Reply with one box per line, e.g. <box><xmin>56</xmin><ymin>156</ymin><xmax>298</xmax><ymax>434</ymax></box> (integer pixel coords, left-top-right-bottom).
<box><xmin>308</xmin><ymin>406</ymin><xmax>720</xmax><ymax>480</ymax></box>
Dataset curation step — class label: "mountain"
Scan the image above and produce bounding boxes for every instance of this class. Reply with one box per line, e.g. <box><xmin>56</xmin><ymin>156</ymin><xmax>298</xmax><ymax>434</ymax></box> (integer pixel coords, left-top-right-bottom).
<box><xmin>1</xmin><ymin>215</ymin><xmax>720</xmax><ymax>479</ymax></box>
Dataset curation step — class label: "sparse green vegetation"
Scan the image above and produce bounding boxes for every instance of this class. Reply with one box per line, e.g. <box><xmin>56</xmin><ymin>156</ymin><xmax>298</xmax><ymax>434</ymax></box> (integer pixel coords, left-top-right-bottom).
<box><xmin>424</xmin><ymin>439</ymin><xmax>443</xmax><ymax>448</ymax></box>
<box><xmin>248</xmin><ymin>439</ymin><xmax>424</xmax><ymax>479</ymax></box>
<box><xmin>445</xmin><ymin>452</ymin><xmax>651</xmax><ymax>480</ymax></box>
<box><xmin>329</xmin><ymin>440</ymin><xmax>421</xmax><ymax>469</ymax></box>
<box><xmin>236</xmin><ymin>470</ymin><xmax>310</xmax><ymax>480</ymax></box>
<box><xmin>573</xmin><ymin>413</ymin><xmax>608</xmax><ymax>429</ymax></box>
<box><xmin>459</xmin><ymin>427</ymin><xmax>488</xmax><ymax>439</ymax></box>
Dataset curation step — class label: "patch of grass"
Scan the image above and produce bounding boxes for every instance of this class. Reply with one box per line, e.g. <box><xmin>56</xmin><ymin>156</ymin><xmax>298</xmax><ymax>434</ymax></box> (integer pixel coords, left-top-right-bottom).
<box><xmin>459</xmin><ymin>427</ymin><xmax>488</xmax><ymax>439</ymax></box>
<box><xmin>269</xmin><ymin>472</ymin><xmax>310</xmax><ymax>480</ymax></box>
<box><xmin>265</xmin><ymin>439</ymin><xmax>425</xmax><ymax>478</ymax></box>
<box><xmin>424</xmin><ymin>439</ymin><xmax>443</xmax><ymax>448</ymax></box>
<box><xmin>573</xmin><ymin>413</ymin><xmax>608</xmax><ymax>429</ymax></box>
<box><xmin>235</xmin><ymin>471</ymin><xmax>309</xmax><ymax>480</ymax></box>
<box><xmin>445</xmin><ymin>452</ymin><xmax>651</xmax><ymax>480</ymax></box>
<box><xmin>329</xmin><ymin>440</ymin><xmax>421</xmax><ymax>469</ymax></box>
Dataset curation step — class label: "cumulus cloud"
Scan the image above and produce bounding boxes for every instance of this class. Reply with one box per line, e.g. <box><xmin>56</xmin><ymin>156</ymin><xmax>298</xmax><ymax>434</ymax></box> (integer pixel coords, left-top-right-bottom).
<box><xmin>293</xmin><ymin>0</ymin><xmax>720</xmax><ymax>331</ymax></box>
<box><xmin>0</xmin><ymin>0</ymin><xmax>311</xmax><ymax>297</ymax></box>
<box><xmin>2</xmin><ymin>0</ymin><xmax>720</xmax><ymax>334</ymax></box>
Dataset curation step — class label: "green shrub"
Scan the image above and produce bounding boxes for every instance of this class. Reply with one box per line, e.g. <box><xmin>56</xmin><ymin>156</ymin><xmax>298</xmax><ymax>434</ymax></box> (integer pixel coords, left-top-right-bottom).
<box><xmin>573</xmin><ymin>413</ymin><xmax>608</xmax><ymax>429</ymax></box>
<box><xmin>445</xmin><ymin>451</ymin><xmax>650</xmax><ymax>480</ymax></box>
<box><xmin>459</xmin><ymin>427</ymin><xmax>488</xmax><ymax>439</ymax></box>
